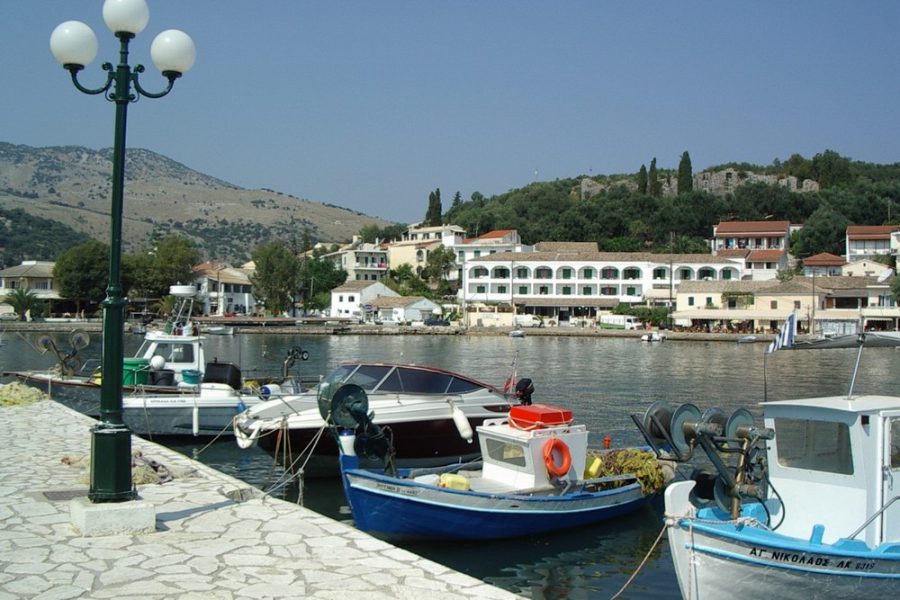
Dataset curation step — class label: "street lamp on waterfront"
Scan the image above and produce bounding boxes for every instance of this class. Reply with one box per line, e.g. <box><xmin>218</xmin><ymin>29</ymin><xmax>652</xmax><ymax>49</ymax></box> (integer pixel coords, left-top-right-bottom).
<box><xmin>50</xmin><ymin>0</ymin><xmax>195</xmax><ymax>503</ymax></box>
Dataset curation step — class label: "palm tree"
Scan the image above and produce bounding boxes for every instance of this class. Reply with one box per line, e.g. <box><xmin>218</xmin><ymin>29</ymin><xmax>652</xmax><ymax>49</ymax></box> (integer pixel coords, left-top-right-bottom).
<box><xmin>2</xmin><ymin>288</ymin><xmax>41</xmax><ymax>321</ymax></box>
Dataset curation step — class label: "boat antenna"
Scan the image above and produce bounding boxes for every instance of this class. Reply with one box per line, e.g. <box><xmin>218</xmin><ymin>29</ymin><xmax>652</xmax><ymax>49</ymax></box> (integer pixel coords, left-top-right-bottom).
<box><xmin>762</xmin><ymin>348</ymin><xmax>768</xmax><ymax>403</ymax></box>
<box><xmin>847</xmin><ymin>332</ymin><xmax>866</xmax><ymax>399</ymax></box>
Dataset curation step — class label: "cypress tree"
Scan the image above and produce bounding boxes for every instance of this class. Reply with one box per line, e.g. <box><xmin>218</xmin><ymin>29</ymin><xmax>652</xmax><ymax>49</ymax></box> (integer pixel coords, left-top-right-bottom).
<box><xmin>648</xmin><ymin>158</ymin><xmax>662</xmax><ymax>197</ymax></box>
<box><xmin>424</xmin><ymin>188</ymin><xmax>442</xmax><ymax>226</ymax></box>
<box><xmin>678</xmin><ymin>151</ymin><xmax>693</xmax><ymax>193</ymax></box>
<box><xmin>637</xmin><ymin>165</ymin><xmax>648</xmax><ymax>194</ymax></box>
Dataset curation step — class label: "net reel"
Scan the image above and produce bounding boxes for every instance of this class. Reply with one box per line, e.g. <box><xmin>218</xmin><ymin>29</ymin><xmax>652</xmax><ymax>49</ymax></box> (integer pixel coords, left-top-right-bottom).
<box><xmin>633</xmin><ymin>401</ymin><xmax>774</xmax><ymax>517</ymax></box>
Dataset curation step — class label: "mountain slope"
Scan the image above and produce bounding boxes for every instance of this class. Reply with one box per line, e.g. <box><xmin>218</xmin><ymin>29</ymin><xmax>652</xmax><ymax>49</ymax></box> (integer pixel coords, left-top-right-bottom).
<box><xmin>0</xmin><ymin>143</ymin><xmax>391</xmax><ymax>262</ymax></box>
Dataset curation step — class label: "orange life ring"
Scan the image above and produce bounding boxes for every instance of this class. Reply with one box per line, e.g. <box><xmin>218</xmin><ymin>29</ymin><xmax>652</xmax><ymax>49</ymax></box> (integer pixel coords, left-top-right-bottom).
<box><xmin>543</xmin><ymin>438</ymin><xmax>571</xmax><ymax>478</ymax></box>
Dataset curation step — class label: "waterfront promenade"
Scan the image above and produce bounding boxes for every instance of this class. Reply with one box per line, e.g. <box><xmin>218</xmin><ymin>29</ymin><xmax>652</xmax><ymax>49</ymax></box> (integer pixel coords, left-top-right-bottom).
<box><xmin>0</xmin><ymin>398</ymin><xmax>521</xmax><ymax>599</ymax></box>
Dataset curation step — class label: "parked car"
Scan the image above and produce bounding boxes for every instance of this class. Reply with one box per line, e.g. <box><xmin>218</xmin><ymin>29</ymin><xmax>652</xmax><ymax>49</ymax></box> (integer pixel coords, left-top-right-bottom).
<box><xmin>424</xmin><ymin>317</ymin><xmax>450</xmax><ymax>326</ymax></box>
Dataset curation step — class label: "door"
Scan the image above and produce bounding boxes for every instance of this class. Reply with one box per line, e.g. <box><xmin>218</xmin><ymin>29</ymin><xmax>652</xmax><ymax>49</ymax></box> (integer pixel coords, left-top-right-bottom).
<box><xmin>883</xmin><ymin>415</ymin><xmax>900</xmax><ymax>543</ymax></box>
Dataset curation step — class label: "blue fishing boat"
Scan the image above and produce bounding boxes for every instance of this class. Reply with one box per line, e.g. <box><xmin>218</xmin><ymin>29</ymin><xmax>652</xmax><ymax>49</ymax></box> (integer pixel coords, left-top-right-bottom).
<box><xmin>328</xmin><ymin>386</ymin><xmax>658</xmax><ymax>540</ymax></box>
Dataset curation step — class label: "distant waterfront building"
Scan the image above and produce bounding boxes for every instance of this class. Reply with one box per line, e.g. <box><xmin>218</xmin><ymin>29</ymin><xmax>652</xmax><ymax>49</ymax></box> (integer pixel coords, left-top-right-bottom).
<box><xmin>462</xmin><ymin>248</ymin><xmax>743</xmax><ymax>325</ymax></box>
<box><xmin>845</xmin><ymin>225</ymin><xmax>900</xmax><ymax>262</ymax></box>
<box><xmin>387</xmin><ymin>224</ymin><xmax>466</xmax><ymax>280</ymax></box>
<box><xmin>329</xmin><ymin>280</ymin><xmax>398</xmax><ymax>320</ymax></box>
<box><xmin>193</xmin><ymin>261</ymin><xmax>256</xmax><ymax>316</ymax></box>
<box><xmin>320</xmin><ymin>237</ymin><xmax>389</xmax><ymax>282</ymax></box>
<box><xmin>802</xmin><ymin>252</ymin><xmax>846</xmax><ymax>277</ymax></box>
<box><xmin>712</xmin><ymin>220</ymin><xmax>794</xmax><ymax>280</ymax></box>
<box><xmin>0</xmin><ymin>260</ymin><xmax>61</xmax><ymax>317</ymax></box>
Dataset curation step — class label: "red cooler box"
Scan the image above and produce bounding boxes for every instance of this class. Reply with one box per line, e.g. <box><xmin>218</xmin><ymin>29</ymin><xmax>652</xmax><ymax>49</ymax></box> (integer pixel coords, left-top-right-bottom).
<box><xmin>509</xmin><ymin>404</ymin><xmax>573</xmax><ymax>429</ymax></box>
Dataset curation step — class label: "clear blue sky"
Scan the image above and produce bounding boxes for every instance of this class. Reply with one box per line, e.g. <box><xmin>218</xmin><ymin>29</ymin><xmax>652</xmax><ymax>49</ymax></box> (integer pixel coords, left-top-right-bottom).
<box><xmin>3</xmin><ymin>1</ymin><xmax>899</xmax><ymax>224</ymax></box>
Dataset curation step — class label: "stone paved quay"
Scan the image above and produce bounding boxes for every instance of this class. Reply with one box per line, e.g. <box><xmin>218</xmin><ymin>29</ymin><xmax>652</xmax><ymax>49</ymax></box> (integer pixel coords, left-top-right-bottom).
<box><xmin>0</xmin><ymin>399</ymin><xmax>522</xmax><ymax>600</ymax></box>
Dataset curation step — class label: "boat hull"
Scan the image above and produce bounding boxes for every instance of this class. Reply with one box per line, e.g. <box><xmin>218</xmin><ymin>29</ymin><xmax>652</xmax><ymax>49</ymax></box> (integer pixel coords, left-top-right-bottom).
<box><xmin>257</xmin><ymin>413</ymin><xmax>499</xmax><ymax>477</ymax></box>
<box><xmin>123</xmin><ymin>400</ymin><xmax>255</xmax><ymax>437</ymax></box>
<box><xmin>665</xmin><ymin>482</ymin><xmax>900</xmax><ymax>599</ymax></box>
<box><xmin>343</xmin><ymin>466</ymin><xmax>649</xmax><ymax>540</ymax></box>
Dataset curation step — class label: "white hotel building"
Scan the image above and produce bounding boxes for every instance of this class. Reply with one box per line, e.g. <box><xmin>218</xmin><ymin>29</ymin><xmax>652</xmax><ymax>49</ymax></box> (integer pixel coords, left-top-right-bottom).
<box><xmin>462</xmin><ymin>244</ymin><xmax>745</xmax><ymax>324</ymax></box>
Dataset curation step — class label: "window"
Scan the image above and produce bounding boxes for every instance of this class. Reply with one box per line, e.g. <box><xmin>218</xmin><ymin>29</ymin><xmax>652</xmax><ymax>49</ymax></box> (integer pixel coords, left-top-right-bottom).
<box><xmin>539</xmin><ymin>286</ymin><xmax>549</xmax><ymax>295</ymax></box>
<box><xmin>722</xmin><ymin>269</ymin><xmax>733</xmax><ymax>281</ymax></box>
<box><xmin>348</xmin><ymin>295</ymin><xmax>355</xmax><ymax>302</ymax></box>
<box><xmin>582</xmin><ymin>287</ymin><xmax>593</xmax><ymax>295</ymax></box>
<box><xmin>474</xmin><ymin>251</ymin><xmax>481</xmax><ymax>258</ymax></box>
<box><xmin>497</xmin><ymin>285</ymin><xmax>507</xmax><ymax>294</ymax></box>
<box><xmin>706</xmin><ymin>297</ymin><xmax>713</xmax><ymax>307</ymax></box>
<box><xmin>484</xmin><ymin>438</ymin><xmax>527</xmax><ymax>469</ymax></box>
<box><xmin>601</xmin><ymin>268</ymin><xmax>618</xmax><ymax>279</ymax></box>
<box><xmin>653</xmin><ymin>268</ymin><xmax>667</xmax><ymax>280</ymax></box>
<box><xmin>339</xmin><ymin>295</ymin><xmax>344</xmax><ymax>302</ymax></box>
<box><xmin>476</xmin><ymin>285</ymin><xmax>486</xmax><ymax>294</ymax></box>
<box><xmin>561</xmin><ymin>268</ymin><xmax>572</xmax><ymax>279</ymax></box>
<box><xmin>774</xmin><ymin>418</ymin><xmax>853</xmax><ymax>475</ymax></box>
<box><xmin>891</xmin><ymin>419</ymin><xmax>900</xmax><ymax>469</ymax></box>
<box><xmin>516</xmin><ymin>267</ymin><xmax>528</xmax><ymax>279</ymax></box>
<box><xmin>688</xmin><ymin>297</ymin><xmax>695</xmax><ymax>306</ymax></box>
<box><xmin>562</xmin><ymin>286</ymin><xmax>572</xmax><ymax>295</ymax></box>
<box><xmin>770</xmin><ymin>301</ymin><xmax>778</xmax><ymax>309</ymax></box>
<box><xmin>517</xmin><ymin>285</ymin><xmax>528</xmax><ymax>295</ymax></box>
<box><xmin>583</xmin><ymin>268</ymin><xmax>593</xmax><ymax>279</ymax></box>
<box><xmin>679</xmin><ymin>269</ymin><xmax>692</xmax><ymax>280</ymax></box>
<box><xmin>626</xmin><ymin>287</ymin><xmax>637</xmax><ymax>296</ymax></box>
<box><xmin>623</xmin><ymin>268</ymin><xmax>640</xmax><ymax>280</ymax></box>
<box><xmin>600</xmin><ymin>286</ymin><xmax>617</xmax><ymax>296</ymax></box>
<box><xmin>794</xmin><ymin>301</ymin><xmax>801</xmax><ymax>310</ymax></box>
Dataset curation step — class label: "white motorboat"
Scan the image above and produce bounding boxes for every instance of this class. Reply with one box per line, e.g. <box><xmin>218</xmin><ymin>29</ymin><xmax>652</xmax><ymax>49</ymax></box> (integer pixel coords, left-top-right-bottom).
<box><xmin>640</xmin><ymin>330</ymin><xmax>666</xmax><ymax>342</ymax></box>
<box><xmin>234</xmin><ymin>362</ymin><xmax>527</xmax><ymax>477</ymax></box>
<box><xmin>633</xmin><ymin>350</ymin><xmax>900</xmax><ymax>598</ymax></box>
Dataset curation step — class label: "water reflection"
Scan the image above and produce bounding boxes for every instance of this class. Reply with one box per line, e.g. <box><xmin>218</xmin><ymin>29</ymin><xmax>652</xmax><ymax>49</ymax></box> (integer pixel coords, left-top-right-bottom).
<box><xmin>3</xmin><ymin>331</ymin><xmax>899</xmax><ymax>599</ymax></box>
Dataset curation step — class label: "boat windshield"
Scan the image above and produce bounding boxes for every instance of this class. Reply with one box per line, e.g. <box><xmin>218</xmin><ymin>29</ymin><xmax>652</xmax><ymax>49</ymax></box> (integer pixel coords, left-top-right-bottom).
<box><xmin>325</xmin><ymin>364</ymin><xmax>487</xmax><ymax>395</ymax></box>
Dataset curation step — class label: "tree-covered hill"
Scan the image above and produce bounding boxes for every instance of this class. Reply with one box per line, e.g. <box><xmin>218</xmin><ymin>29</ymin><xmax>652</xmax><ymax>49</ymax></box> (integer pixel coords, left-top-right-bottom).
<box><xmin>444</xmin><ymin>150</ymin><xmax>900</xmax><ymax>258</ymax></box>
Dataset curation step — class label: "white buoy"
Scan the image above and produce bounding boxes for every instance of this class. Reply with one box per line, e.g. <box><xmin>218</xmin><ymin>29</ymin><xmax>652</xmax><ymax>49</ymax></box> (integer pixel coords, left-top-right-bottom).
<box><xmin>451</xmin><ymin>405</ymin><xmax>473</xmax><ymax>443</ymax></box>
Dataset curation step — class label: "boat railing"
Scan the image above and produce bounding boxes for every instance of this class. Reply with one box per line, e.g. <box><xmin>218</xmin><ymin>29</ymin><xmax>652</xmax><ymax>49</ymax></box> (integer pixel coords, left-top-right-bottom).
<box><xmin>846</xmin><ymin>494</ymin><xmax>900</xmax><ymax>541</ymax></box>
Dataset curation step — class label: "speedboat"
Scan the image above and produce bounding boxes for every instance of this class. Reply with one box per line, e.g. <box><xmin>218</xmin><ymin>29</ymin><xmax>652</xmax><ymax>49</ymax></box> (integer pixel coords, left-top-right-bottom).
<box><xmin>330</xmin><ymin>391</ymin><xmax>660</xmax><ymax>540</ymax></box>
<box><xmin>234</xmin><ymin>362</ymin><xmax>524</xmax><ymax>477</ymax></box>
<box><xmin>632</xmin><ymin>372</ymin><xmax>900</xmax><ymax>597</ymax></box>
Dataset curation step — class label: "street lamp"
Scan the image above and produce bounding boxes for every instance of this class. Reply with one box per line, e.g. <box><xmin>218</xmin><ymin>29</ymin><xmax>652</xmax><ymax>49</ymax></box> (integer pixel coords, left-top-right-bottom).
<box><xmin>50</xmin><ymin>0</ymin><xmax>195</xmax><ymax>503</ymax></box>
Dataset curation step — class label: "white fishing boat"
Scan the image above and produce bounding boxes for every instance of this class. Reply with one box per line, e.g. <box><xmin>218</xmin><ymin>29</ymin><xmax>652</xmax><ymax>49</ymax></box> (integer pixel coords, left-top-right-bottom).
<box><xmin>640</xmin><ymin>330</ymin><xmax>666</xmax><ymax>342</ymax></box>
<box><xmin>6</xmin><ymin>285</ymin><xmax>206</xmax><ymax>393</ymax></box>
<box><xmin>633</xmin><ymin>341</ymin><xmax>900</xmax><ymax>598</ymax></box>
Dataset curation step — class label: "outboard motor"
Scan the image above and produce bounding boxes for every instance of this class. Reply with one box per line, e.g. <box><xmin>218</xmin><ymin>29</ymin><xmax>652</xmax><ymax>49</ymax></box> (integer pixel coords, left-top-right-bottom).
<box><xmin>515</xmin><ymin>378</ymin><xmax>535</xmax><ymax>405</ymax></box>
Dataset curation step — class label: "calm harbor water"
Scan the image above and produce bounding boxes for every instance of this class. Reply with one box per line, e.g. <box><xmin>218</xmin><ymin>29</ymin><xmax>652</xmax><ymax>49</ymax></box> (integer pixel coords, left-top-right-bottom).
<box><xmin>3</xmin><ymin>330</ymin><xmax>899</xmax><ymax>598</ymax></box>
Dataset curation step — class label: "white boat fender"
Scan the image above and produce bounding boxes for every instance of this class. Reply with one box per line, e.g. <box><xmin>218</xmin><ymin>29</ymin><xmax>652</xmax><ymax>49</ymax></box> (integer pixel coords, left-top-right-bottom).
<box><xmin>192</xmin><ymin>400</ymin><xmax>199</xmax><ymax>437</ymax></box>
<box><xmin>338</xmin><ymin>430</ymin><xmax>357</xmax><ymax>456</ymax></box>
<box><xmin>261</xmin><ymin>383</ymin><xmax>281</xmax><ymax>398</ymax></box>
<box><xmin>234</xmin><ymin>420</ymin><xmax>261</xmax><ymax>449</ymax></box>
<box><xmin>451</xmin><ymin>405</ymin><xmax>473</xmax><ymax>443</ymax></box>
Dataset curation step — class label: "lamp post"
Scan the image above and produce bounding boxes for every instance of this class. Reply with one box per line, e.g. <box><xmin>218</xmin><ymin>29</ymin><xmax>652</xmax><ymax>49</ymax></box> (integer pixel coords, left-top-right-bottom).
<box><xmin>50</xmin><ymin>0</ymin><xmax>195</xmax><ymax>503</ymax></box>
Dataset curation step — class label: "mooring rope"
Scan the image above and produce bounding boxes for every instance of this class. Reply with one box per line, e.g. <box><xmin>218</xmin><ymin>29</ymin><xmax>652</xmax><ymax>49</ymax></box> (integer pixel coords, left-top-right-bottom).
<box><xmin>608</xmin><ymin>522</ymin><xmax>668</xmax><ymax>600</ymax></box>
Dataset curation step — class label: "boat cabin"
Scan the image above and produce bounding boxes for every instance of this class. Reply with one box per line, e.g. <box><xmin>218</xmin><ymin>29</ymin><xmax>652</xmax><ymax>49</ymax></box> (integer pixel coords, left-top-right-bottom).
<box><xmin>475</xmin><ymin>404</ymin><xmax>587</xmax><ymax>491</ymax></box>
<box><xmin>136</xmin><ymin>328</ymin><xmax>205</xmax><ymax>383</ymax></box>
<box><xmin>763</xmin><ymin>395</ymin><xmax>900</xmax><ymax>548</ymax></box>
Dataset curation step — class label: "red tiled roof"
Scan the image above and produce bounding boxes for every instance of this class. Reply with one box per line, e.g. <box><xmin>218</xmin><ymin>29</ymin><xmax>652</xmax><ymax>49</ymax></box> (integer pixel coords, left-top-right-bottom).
<box><xmin>714</xmin><ymin>220</ymin><xmax>791</xmax><ymax>236</ymax></box>
<box><xmin>803</xmin><ymin>252</ymin><xmax>847</xmax><ymax>266</ymax></box>
<box><xmin>846</xmin><ymin>225</ymin><xmax>900</xmax><ymax>240</ymax></box>
<box><xmin>477</xmin><ymin>229</ymin><xmax>515</xmax><ymax>239</ymax></box>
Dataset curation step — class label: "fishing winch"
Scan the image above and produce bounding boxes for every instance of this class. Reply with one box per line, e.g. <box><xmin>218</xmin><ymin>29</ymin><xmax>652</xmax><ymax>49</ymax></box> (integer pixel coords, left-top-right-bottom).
<box><xmin>632</xmin><ymin>401</ymin><xmax>774</xmax><ymax>518</ymax></box>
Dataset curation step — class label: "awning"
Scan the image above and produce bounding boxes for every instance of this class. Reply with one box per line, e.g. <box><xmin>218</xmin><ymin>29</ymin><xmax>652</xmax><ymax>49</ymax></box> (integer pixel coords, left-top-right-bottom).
<box><xmin>521</xmin><ymin>297</ymin><xmax>619</xmax><ymax>308</ymax></box>
<box><xmin>671</xmin><ymin>309</ymin><xmax>792</xmax><ymax>321</ymax></box>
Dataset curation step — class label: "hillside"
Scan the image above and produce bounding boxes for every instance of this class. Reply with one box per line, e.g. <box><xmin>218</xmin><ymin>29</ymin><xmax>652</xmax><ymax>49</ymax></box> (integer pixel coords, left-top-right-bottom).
<box><xmin>0</xmin><ymin>143</ymin><xmax>392</xmax><ymax>263</ymax></box>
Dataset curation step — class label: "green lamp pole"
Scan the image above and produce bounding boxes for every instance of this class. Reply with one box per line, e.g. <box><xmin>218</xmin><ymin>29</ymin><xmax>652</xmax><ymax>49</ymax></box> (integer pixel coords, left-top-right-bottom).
<box><xmin>50</xmin><ymin>0</ymin><xmax>195</xmax><ymax>503</ymax></box>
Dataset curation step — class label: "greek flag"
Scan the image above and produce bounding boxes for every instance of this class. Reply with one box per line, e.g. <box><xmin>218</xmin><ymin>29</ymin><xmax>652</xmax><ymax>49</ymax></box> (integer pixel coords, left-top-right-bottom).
<box><xmin>767</xmin><ymin>313</ymin><xmax>796</xmax><ymax>353</ymax></box>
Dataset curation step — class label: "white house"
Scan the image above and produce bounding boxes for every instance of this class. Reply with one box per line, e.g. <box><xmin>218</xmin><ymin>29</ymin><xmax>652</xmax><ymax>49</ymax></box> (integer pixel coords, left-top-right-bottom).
<box><xmin>193</xmin><ymin>261</ymin><xmax>256</xmax><ymax>316</ymax></box>
<box><xmin>330</xmin><ymin>280</ymin><xmax>399</xmax><ymax>320</ymax></box>
<box><xmin>320</xmin><ymin>237</ymin><xmax>389</xmax><ymax>283</ymax></box>
<box><xmin>368</xmin><ymin>295</ymin><xmax>442</xmax><ymax>324</ymax></box>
